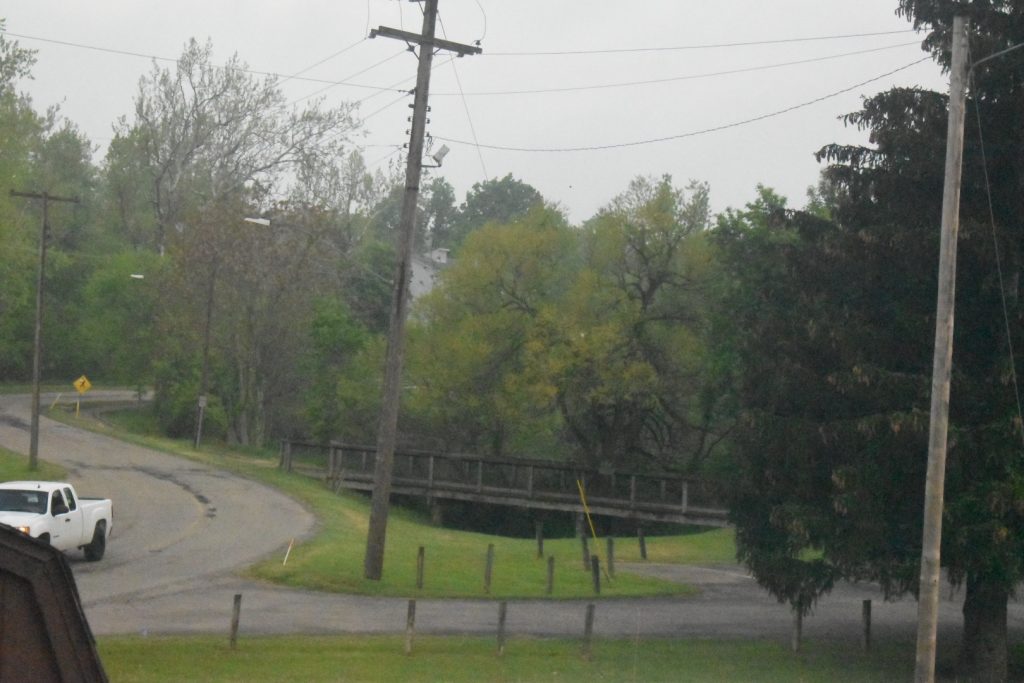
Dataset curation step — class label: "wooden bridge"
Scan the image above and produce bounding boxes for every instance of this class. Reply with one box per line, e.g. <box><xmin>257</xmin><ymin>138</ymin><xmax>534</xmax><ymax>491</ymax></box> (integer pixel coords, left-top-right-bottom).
<box><xmin>279</xmin><ymin>440</ymin><xmax>729</xmax><ymax>527</ymax></box>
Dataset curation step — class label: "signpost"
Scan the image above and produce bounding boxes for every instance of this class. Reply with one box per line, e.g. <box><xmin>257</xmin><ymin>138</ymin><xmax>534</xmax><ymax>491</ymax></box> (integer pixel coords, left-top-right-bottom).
<box><xmin>73</xmin><ymin>375</ymin><xmax>92</xmax><ymax>417</ymax></box>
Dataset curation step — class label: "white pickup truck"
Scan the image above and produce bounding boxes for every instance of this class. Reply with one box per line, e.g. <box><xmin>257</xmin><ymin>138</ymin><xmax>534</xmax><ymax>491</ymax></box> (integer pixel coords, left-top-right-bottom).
<box><xmin>0</xmin><ymin>481</ymin><xmax>112</xmax><ymax>561</ymax></box>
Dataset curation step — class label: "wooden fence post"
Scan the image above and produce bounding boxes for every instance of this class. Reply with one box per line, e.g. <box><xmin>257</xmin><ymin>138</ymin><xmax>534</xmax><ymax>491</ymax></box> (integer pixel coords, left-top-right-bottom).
<box><xmin>581</xmin><ymin>535</ymin><xmax>590</xmax><ymax>570</ymax></box>
<box><xmin>484</xmin><ymin>543</ymin><xmax>495</xmax><ymax>594</ymax></box>
<box><xmin>283</xmin><ymin>441</ymin><xmax>293</xmax><ymax>472</ymax></box>
<box><xmin>535</xmin><ymin>520</ymin><xmax>544</xmax><ymax>559</ymax></box>
<box><xmin>791</xmin><ymin>609</ymin><xmax>802</xmax><ymax>653</ymax></box>
<box><xmin>862</xmin><ymin>599</ymin><xmax>872</xmax><ymax>652</ymax></box>
<box><xmin>229</xmin><ymin>593</ymin><xmax>242</xmax><ymax>649</ymax></box>
<box><xmin>405</xmin><ymin>599</ymin><xmax>417</xmax><ymax>655</ymax></box>
<box><xmin>497</xmin><ymin>601</ymin><xmax>508</xmax><ymax>656</ymax></box>
<box><xmin>546</xmin><ymin>556</ymin><xmax>555</xmax><ymax>596</ymax></box>
<box><xmin>416</xmin><ymin>546</ymin><xmax>425</xmax><ymax>590</ymax></box>
<box><xmin>638</xmin><ymin>527</ymin><xmax>647</xmax><ymax>561</ymax></box>
<box><xmin>582</xmin><ymin>603</ymin><xmax>596</xmax><ymax>660</ymax></box>
<box><xmin>606</xmin><ymin>537</ymin><xmax>615</xmax><ymax>578</ymax></box>
<box><xmin>591</xmin><ymin>556</ymin><xmax>601</xmax><ymax>595</ymax></box>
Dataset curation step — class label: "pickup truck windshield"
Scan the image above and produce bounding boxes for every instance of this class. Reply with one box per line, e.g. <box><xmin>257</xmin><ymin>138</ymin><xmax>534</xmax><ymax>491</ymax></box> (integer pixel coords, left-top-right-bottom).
<box><xmin>0</xmin><ymin>490</ymin><xmax>48</xmax><ymax>514</ymax></box>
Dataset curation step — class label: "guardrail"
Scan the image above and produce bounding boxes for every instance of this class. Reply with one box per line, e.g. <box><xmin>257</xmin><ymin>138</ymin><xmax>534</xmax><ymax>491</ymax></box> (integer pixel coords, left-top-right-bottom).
<box><xmin>279</xmin><ymin>440</ymin><xmax>728</xmax><ymax>527</ymax></box>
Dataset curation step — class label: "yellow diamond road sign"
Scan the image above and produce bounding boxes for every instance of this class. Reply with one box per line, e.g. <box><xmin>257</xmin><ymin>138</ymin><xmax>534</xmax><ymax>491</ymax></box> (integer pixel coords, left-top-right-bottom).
<box><xmin>73</xmin><ymin>375</ymin><xmax>92</xmax><ymax>394</ymax></box>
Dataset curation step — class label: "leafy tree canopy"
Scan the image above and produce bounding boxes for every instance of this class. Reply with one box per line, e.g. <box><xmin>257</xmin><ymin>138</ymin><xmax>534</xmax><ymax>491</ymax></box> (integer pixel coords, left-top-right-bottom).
<box><xmin>715</xmin><ymin>4</ymin><xmax>1024</xmax><ymax>676</ymax></box>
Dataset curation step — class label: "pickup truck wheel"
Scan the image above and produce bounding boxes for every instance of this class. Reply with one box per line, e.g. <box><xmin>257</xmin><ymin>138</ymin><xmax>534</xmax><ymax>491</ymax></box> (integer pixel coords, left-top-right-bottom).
<box><xmin>84</xmin><ymin>522</ymin><xmax>106</xmax><ymax>561</ymax></box>
<box><xmin>38</xmin><ymin>533</ymin><xmax>50</xmax><ymax>545</ymax></box>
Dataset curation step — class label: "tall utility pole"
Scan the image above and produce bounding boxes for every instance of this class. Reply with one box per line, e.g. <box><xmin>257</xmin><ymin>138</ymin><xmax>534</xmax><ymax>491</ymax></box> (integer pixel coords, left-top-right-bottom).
<box><xmin>914</xmin><ymin>15</ymin><xmax>969</xmax><ymax>683</ymax></box>
<box><xmin>363</xmin><ymin>0</ymin><xmax>480</xmax><ymax>581</ymax></box>
<box><xmin>9</xmin><ymin>189</ymin><xmax>81</xmax><ymax>470</ymax></box>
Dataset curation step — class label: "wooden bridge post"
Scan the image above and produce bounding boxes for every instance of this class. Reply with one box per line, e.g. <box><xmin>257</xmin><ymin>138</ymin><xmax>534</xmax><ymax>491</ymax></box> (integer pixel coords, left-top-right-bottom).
<box><xmin>427</xmin><ymin>455</ymin><xmax>435</xmax><ymax>488</ymax></box>
<box><xmin>681</xmin><ymin>480</ymin><xmax>689</xmax><ymax>512</ymax></box>
<box><xmin>638</xmin><ymin>527</ymin><xmax>648</xmax><ymax>560</ymax></box>
<box><xmin>527</xmin><ymin>465</ymin><xmax>534</xmax><ymax>498</ymax></box>
<box><xmin>629</xmin><ymin>475</ymin><xmax>636</xmax><ymax>508</ymax></box>
<box><xmin>476</xmin><ymin>460</ymin><xmax>484</xmax><ymax>493</ymax></box>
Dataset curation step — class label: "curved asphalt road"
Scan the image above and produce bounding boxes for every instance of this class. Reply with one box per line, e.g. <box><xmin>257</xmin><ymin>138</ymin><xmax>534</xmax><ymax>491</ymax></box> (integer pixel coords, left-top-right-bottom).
<box><xmin>0</xmin><ymin>392</ymin><xmax>1020</xmax><ymax>646</ymax></box>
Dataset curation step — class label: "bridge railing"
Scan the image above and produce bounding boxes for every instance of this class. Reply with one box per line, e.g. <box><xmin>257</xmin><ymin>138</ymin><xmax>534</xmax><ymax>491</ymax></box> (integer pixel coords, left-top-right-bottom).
<box><xmin>279</xmin><ymin>439</ymin><xmax>724</xmax><ymax>517</ymax></box>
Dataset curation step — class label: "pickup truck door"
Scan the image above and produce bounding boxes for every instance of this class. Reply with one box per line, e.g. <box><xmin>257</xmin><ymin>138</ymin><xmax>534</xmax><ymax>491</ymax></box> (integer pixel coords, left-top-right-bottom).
<box><xmin>50</xmin><ymin>489</ymin><xmax>84</xmax><ymax>551</ymax></box>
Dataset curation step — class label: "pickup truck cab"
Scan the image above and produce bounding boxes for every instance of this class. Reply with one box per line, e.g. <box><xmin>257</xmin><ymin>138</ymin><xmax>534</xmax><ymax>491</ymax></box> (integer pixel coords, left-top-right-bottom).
<box><xmin>0</xmin><ymin>481</ymin><xmax>112</xmax><ymax>561</ymax></box>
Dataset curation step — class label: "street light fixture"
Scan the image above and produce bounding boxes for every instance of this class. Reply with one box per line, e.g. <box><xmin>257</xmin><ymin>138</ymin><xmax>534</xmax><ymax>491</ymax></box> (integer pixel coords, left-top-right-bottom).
<box><xmin>421</xmin><ymin>144</ymin><xmax>450</xmax><ymax>168</ymax></box>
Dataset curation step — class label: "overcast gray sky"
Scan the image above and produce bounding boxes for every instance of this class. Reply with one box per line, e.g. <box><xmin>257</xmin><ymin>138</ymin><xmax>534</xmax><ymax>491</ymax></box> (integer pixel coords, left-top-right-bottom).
<box><xmin>2</xmin><ymin>1</ymin><xmax>947</xmax><ymax>222</ymax></box>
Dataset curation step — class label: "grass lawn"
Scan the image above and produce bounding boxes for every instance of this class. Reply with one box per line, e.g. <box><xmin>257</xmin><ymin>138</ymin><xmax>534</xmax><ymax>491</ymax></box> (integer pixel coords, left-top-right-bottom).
<box><xmin>0</xmin><ymin>445</ymin><xmax>66</xmax><ymax>481</ymax></box>
<box><xmin>96</xmin><ymin>634</ymin><xmax>920</xmax><ymax>682</ymax></box>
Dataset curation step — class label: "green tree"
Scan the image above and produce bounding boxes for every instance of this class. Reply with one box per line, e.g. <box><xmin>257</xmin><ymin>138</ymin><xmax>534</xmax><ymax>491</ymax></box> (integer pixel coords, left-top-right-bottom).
<box><xmin>530</xmin><ymin>176</ymin><xmax>717</xmax><ymax>472</ymax></box>
<box><xmin>422</xmin><ymin>176</ymin><xmax>457</xmax><ymax>249</ymax></box>
<box><xmin>78</xmin><ymin>252</ymin><xmax>163</xmax><ymax>388</ymax></box>
<box><xmin>113</xmin><ymin>37</ymin><xmax>356</xmax><ymax>254</ymax></box>
<box><xmin>407</xmin><ymin>206</ymin><xmax>575</xmax><ymax>456</ymax></box>
<box><xmin>714</xmin><ymin>22</ymin><xmax>1024</xmax><ymax>671</ymax></box>
<box><xmin>445</xmin><ymin>173</ymin><xmax>544</xmax><ymax>251</ymax></box>
<box><xmin>0</xmin><ymin>26</ymin><xmax>42</xmax><ymax>378</ymax></box>
<box><xmin>303</xmin><ymin>298</ymin><xmax>369</xmax><ymax>443</ymax></box>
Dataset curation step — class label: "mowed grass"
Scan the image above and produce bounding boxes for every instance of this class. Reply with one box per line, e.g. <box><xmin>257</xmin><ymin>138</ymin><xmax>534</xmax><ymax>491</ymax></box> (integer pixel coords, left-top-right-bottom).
<box><xmin>0</xmin><ymin>445</ymin><xmax>66</xmax><ymax>481</ymax></box>
<box><xmin>97</xmin><ymin>634</ymin><xmax>919</xmax><ymax>682</ymax></box>
<box><xmin>56</xmin><ymin>405</ymin><xmax>735</xmax><ymax>598</ymax></box>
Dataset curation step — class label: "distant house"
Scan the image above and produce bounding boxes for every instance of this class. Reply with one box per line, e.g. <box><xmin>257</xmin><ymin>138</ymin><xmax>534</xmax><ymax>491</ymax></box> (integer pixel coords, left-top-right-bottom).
<box><xmin>410</xmin><ymin>248</ymin><xmax>450</xmax><ymax>301</ymax></box>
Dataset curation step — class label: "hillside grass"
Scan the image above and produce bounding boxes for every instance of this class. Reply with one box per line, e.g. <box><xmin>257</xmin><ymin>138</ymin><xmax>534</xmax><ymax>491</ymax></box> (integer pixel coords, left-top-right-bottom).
<box><xmin>49</xmin><ymin>403</ymin><xmax>736</xmax><ymax>599</ymax></box>
<box><xmin>97</xmin><ymin>634</ymin><xmax>923</xmax><ymax>683</ymax></box>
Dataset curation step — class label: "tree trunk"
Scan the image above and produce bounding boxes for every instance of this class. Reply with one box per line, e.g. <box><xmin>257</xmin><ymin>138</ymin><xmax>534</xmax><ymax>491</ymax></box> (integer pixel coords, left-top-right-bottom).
<box><xmin>960</xmin><ymin>573</ymin><xmax>1007</xmax><ymax>681</ymax></box>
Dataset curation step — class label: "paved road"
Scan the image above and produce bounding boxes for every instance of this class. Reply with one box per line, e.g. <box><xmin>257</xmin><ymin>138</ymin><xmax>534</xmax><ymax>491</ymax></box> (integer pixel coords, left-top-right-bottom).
<box><xmin>0</xmin><ymin>392</ymin><xmax>1021</xmax><ymax>646</ymax></box>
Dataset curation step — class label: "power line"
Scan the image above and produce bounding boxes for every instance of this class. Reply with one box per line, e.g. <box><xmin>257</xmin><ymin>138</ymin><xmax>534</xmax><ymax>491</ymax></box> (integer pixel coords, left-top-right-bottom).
<box><xmin>292</xmin><ymin>49</ymin><xmax>408</xmax><ymax>104</ymax></box>
<box><xmin>1</xmin><ymin>30</ymin><xmax>406</xmax><ymax>94</ymax></box>
<box><xmin>3</xmin><ymin>28</ymin><xmax>924</xmax><ymax>99</ymax></box>
<box><xmin>434</xmin><ymin>56</ymin><xmax>932</xmax><ymax>153</ymax></box>
<box><xmin>279</xmin><ymin>37</ymin><xmax>367</xmax><ymax>87</ymax></box>
<box><xmin>486</xmin><ymin>29</ymin><xmax>918</xmax><ymax>56</ymax></box>
<box><xmin>438</xmin><ymin>12</ymin><xmax>488</xmax><ymax>180</ymax></box>
<box><xmin>430</xmin><ymin>41</ymin><xmax>921</xmax><ymax>97</ymax></box>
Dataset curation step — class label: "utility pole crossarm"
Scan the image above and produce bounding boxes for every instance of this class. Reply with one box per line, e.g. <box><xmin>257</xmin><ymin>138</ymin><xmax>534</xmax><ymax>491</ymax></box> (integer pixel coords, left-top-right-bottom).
<box><xmin>369</xmin><ymin>26</ymin><xmax>482</xmax><ymax>57</ymax></box>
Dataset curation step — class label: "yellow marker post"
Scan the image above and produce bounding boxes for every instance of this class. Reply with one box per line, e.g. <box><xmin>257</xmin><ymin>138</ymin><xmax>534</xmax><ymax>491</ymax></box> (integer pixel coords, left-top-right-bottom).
<box><xmin>576</xmin><ymin>479</ymin><xmax>612</xmax><ymax>582</ymax></box>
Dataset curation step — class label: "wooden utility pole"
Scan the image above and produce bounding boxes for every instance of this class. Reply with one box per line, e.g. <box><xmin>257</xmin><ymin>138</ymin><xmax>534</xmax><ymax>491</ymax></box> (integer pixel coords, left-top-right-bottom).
<box><xmin>363</xmin><ymin>0</ymin><xmax>481</xmax><ymax>581</ymax></box>
<box><xmin>9</xmin><ymin>190</ymin><xmax>80</xmax><ymax>471</ymax></box>
<box><xmin>914</xmin><ymin>15</ymin><xmax>969</xmax><ymax>683</ymax></box>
